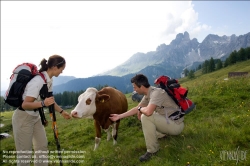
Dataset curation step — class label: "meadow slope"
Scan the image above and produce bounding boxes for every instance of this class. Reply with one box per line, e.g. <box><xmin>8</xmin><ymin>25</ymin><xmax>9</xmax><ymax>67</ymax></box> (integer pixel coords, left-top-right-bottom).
<box><xmin>1</xmin><ymin>60</ymin><xmax>250</xmax><ymax>166</ymax></box>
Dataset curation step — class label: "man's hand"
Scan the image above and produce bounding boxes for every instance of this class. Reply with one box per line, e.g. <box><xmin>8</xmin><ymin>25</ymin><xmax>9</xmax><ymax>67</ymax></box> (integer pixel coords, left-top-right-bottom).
<box><xmin>137</xmin><ymin>111</ymin><xmax>142</xmax><ymax>121</ymax></box>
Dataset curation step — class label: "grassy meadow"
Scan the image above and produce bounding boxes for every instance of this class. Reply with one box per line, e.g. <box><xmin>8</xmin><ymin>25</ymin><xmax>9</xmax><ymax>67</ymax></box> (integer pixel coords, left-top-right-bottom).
<box><xmin>1</xmin><ymin>60</ymin><xmax>250</xmax><ymax>166</ymax></box>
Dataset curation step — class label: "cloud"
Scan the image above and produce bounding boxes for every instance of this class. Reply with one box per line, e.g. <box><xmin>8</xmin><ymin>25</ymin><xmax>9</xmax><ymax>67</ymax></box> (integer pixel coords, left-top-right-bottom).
<box><xmin>160</xmin><ymin>1</ymin><xmax>211</xmax><ymax>44</ymax></box>
<box><xmin>1</xmin><ymin>1</ymin><xmax>212</xmax><ymax>90</ymax></box>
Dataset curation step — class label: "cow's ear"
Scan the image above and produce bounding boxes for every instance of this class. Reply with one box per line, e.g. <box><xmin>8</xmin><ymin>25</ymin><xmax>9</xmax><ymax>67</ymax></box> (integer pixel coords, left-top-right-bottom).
<box><xmin>97</xmin><ymin>94</ymin><xmax>110</xmax><ymax>103</ymax></box>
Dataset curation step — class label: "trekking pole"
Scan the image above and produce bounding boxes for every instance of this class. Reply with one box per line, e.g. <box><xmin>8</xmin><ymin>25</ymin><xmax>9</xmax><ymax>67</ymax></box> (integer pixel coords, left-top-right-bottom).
<box><xmin>38</xmin><ymin>107</ymin><xmax>48</xmax><ymax>126</ymax></box>
<box><xmin>48</xmin><ymin>92</ymin><xmax>63</xmax><ymax>166</ymax></box>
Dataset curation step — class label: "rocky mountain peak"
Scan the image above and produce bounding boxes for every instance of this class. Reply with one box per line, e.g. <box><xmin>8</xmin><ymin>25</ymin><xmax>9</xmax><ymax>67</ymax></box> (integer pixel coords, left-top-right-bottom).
<box><xmin>170</xmin><ymin>31</ymin><xmax>190</xmax><ymax>46</ymax></box>
<box><xmin>101</xmin><ymin>31</ymin><xmax>250</xmax><ymax>78</ymax></box>
<box><xmin>183</xmin><ymin>31</ymin><xmax>190</xmax><ymax>40</ymax></box>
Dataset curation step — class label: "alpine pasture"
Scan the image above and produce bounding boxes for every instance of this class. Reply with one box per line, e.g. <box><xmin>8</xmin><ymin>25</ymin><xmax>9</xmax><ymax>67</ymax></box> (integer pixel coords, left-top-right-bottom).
<box><xmin>0</xmin><ymin>60</ymin><xmax>250</xmax><ymax>166</ymax></box>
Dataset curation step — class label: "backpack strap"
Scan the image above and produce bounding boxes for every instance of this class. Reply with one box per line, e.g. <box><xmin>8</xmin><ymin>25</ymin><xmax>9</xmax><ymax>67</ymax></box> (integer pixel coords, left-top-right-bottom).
<box><xmin>39</xmin><ymin>72</ymin><xmax>46</xmax><ymax>83</ymax></box>
<box><xmin>37</xmin><ymin>72</ymin><xmax>48</xmax><ymax>126</ymax></box>
<box><xmin>160</xmin><ymin>82</ymin><xmax>180</xmax><ymax>107</ymax></box>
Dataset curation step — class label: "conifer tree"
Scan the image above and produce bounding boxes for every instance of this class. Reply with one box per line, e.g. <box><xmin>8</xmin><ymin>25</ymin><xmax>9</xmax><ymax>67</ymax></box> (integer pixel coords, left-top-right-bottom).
<box><xmin>209</xmin><ymin>57</ymin><xmax>215</xmax><ymax>72</ymax></box>
<box><xmin>238</xmin><ymin>48</ymin><xmax>246</xmax><ymax>61</ymax></box>
<box><xmin>216</xmin><ymin>59</ymin><xmax>223</xmax><ymax>70</ymax></box>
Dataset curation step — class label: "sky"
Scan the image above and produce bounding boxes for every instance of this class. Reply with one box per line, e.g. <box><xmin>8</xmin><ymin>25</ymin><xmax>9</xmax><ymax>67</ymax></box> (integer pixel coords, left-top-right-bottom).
<box><xmin>1</xmin><ymin>1</ymin><xmax>250</xmax><ymax>91</ymax></box>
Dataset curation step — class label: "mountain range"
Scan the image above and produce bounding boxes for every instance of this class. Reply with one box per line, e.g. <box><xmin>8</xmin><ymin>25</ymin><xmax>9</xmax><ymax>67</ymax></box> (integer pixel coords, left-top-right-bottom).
<box><xmin>1</xmin><ymin>31</ymin><xmax>249</xmax><ymax>96</ymax></box>
<box><xmin>52</xmin><ymin>31</ymin><xmax>250</xmax><ymax>94</ymax></box>
<box><xmin>101</xmin><ymin>31</ymin><xmax>250</xmax><ymax>77</ymax></box>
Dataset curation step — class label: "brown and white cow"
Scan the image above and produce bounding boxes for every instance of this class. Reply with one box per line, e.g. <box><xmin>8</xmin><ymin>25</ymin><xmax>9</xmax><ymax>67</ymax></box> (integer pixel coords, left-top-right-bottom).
<box><xmin>71</xmin><ymin>87</ymin><xmax>128</xmax><ymax>150</ymax></box>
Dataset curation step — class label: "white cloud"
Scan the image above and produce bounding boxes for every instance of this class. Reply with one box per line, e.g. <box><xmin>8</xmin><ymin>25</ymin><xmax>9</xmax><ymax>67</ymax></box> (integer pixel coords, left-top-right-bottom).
<box><xmin>1</xmin><ymin>1</ymin><xmax>211</xmax><ymax>91</ymax></box>
<box><xmin>158</xmin><ymin>1</ymin><xmax>211</xmax><ymax>44</ymax></box>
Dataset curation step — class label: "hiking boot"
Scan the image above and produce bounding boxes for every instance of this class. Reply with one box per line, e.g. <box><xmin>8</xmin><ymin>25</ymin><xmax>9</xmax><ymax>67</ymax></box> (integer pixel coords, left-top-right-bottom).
<box><xmin>139</xmin><ymin>151</ymin><xmax>157</xmax><ymax>162</ymax></box>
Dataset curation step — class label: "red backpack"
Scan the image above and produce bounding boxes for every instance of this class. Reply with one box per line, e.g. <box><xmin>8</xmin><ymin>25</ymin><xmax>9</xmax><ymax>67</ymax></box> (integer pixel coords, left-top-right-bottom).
<box><xmin>154</xmin><ymin>75</ymin><xmax>195</xmax><ymax>119</ymax></box>
<box><xmin>4</xmin><ymin>63</ymin><xmax>46</xmax><ymax>107</ymax></box>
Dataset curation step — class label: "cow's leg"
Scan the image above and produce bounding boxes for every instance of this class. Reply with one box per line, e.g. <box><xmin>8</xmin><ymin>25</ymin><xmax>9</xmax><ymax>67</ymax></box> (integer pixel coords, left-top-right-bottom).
<box><xmin>94</xmin><ymin>120</ymin><xmax>102</xmax><ymax>151</ymax></box>
<box><xmin>94</xmin><ymin>137</ymin><xmax>101</xmax><ymax>151</ymax></box>
<box><xmin>112</xmin><ymin>121</ymin><xmax>120</xmax><ymax>145</ymax></box>
<box><xmin>103</xmin><ymin>126</ymin><xmax>111</xmax><ymax>141</ymax></box>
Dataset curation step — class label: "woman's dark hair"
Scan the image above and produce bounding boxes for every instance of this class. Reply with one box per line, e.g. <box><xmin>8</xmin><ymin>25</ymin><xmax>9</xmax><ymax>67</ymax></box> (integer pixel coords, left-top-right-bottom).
<box><xmin>131</xmin><ymin>74</ymin><xmax>150</xmax><ymax>88</ymax></box>
<box><xmin>39</xmin><ymin>54</ymin><xmax>66</xmax><ymax>72</ymax></box>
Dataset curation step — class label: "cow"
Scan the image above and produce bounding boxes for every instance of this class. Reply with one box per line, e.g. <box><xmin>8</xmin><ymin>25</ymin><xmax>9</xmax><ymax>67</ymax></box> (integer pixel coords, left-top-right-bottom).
<box><xmin>71</xmin><ymin>87</ymin><xmax>128</xmax><ymax>150</ymax></box>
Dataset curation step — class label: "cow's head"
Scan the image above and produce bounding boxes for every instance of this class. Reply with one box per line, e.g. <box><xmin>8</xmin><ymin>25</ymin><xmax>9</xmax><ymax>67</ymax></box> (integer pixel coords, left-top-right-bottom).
<box><xmin>71</xmin><ymin>87</ymin><xmax>110</xmax><ymax>118</ymax></box>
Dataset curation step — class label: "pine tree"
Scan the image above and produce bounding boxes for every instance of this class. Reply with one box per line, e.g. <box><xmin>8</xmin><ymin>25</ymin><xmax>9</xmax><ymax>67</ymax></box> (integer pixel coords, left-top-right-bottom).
<box><xmin>202</xmin><ymin>60</ymin><xmax>209</xmax><ymax>74</ymax></box>
<box><xmin>184</xmin><ymin>68</ymin><xmax>189</xmax><ymax>77</ymax></box>
<box><xmin>228</xmin><ymin>50</ymin><xmax>237</xmax><ymax>65</ymax></box>
<box><xmin>209</xmin><ymin>57</ymin><xmax>215</xmax><ymax>72</ymax></box>
<box><xmin>246</xmin><ymin>47</ymin><xmax>250</xmax><ymax>59</ymax></box>
<box><xmin>216</xmin><ymin>59</ymin><xmax>223</xmax><ymax>70</ymax></box>
<box><xmin>238</xmin><ymin>48</ymin><xmax>246</xmax><ymax>61</ymax></box>
<box><xmin>188</xmin><ymin>70</ymin><xmax>195</xmax><ymax>79</ymax></box>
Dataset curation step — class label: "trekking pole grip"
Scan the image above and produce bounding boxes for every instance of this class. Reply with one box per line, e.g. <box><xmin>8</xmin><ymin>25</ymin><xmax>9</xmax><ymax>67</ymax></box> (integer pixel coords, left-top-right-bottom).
<box><xmin>48</xmin><ymin>92</ymin><xmax>53</xmax><ymax>97</ymax></box>
<box><xmin>48</xmin><ymin>92</ymin><xmax>55</xmax><ymax>120</ymax></box>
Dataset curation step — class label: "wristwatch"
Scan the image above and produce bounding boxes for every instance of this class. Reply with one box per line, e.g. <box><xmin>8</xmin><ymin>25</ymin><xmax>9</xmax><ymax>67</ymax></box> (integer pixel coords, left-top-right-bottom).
<box><xmin>138</xmin><ymin>106</ymin><xmax>142</xmax><ymax>113</ymax></box>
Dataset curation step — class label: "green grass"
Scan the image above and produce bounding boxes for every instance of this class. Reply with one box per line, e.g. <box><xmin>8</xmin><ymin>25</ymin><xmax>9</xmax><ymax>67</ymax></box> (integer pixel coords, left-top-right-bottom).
<box><xmin>1</xmin><ymin>60</ymin><xmax>250</xmax><ymax>166</ymax></box>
